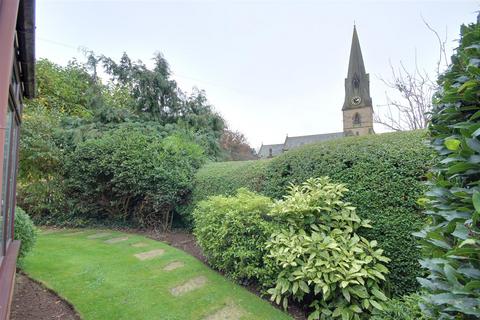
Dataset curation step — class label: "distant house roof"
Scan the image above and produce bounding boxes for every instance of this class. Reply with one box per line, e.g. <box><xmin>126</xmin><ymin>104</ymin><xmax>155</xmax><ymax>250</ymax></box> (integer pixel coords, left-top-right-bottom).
<box><xmin>258</xmin><ymin>144</ymin><xmax>284</xmax><ymax>158</ymax></box>
<box><xmin>283</xmin><ymin>132</ymin><xmax>344</xmax><ymax>150</ymax></box>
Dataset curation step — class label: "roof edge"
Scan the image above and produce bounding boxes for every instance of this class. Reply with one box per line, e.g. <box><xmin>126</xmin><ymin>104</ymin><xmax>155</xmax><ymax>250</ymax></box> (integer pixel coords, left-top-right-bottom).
<box><xmin>17</xmin><ymin>0</ymin><xmax>36</xmax><ymax>99</ymax></box>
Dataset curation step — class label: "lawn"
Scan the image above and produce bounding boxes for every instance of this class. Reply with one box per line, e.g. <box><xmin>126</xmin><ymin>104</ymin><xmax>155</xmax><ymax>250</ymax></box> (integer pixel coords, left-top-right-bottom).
<box><xmin>23</xmin><ymin>229</ymin><xmax>292</xmax><ymax>320</ymax></box>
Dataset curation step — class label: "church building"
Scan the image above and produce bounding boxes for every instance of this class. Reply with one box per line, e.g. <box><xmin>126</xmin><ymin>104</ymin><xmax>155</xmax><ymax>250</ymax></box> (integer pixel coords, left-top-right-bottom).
<box><xmin>258</xmin><ymin>25</ymin><xmax>374</xmax><ymax>159</ymax></box>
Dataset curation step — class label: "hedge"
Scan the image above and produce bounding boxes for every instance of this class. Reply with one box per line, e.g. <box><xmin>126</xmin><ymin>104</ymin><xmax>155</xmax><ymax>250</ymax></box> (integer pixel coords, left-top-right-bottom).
<box><xmin>189</xmin><ymin>130</ymin><xmax>434</xmax><ymax>296</ymax></box>
<box><xmin>179</xmin><ymin>159</ymin><xmax>270</xmax><ymax>227</ymax></box>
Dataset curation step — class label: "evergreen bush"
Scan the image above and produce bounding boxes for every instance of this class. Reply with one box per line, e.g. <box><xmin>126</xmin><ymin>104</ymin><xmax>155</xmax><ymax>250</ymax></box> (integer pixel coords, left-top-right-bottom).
<box><xmin>193</xmin><ymin>188</ymin><xmax>273</xmax><ymax>282</ymax></box>
<box><xmin>370</xmin><ymin>294</ymin><xmax>430</xmax><ymax>320</ymax></box>
<box><xmin>64</xmin><ymin>127</ymin><xmax>205</xmax><ymax>229</ymax></box>
<box><xmin>266</xmin><ymin>177</ymin><xmax>390</xmax><ymax>320</ymax></box>
<box><xmin>189</xmin><ymin>130</ymin><xmax>433</xmax><ymax>296</ymax></box>
<box><xmin>181</xmin><ymin>160</ymin><xmax>270</xmax><ymax>227</ymax></box>
<box><xmin>14</xmin><ymin>207</ymin><xmax>38</xmax><ymax>265</ymax></box>
<box><xmin>415</xmin><ymin>20</ymin><xmax>480</xmax><ymax>318</ymax></box>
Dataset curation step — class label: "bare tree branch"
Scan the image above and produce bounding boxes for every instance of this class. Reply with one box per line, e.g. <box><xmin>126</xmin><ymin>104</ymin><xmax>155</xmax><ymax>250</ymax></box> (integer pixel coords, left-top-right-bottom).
<box><xmin>375</xmin><ymin>17</ymin><xmax>448</xmax><ymax>131</ymax></box>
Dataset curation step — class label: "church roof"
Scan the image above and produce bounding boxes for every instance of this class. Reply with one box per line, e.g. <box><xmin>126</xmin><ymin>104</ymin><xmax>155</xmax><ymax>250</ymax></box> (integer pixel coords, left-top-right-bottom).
<box><xmin>283</xmin><ymin>132</ymin><xmax>344</xmax><ymax>150</ymax></box>
<box><xmin>258</xmin><ymin>143</ymin><xmax>284</xmax><ymax>158</ymax></box>
<box><xmin>347</xmin><ymin>25</ymin><xmax>367</xmax><ymax>78</ymax></box>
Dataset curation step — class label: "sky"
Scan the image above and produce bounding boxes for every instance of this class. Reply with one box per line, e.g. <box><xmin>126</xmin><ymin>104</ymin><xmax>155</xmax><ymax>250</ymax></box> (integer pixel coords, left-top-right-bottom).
<box><xmin>37</xmin><ymin>0</ymin><xmax>479</xmax><ymax>148</ymax></box>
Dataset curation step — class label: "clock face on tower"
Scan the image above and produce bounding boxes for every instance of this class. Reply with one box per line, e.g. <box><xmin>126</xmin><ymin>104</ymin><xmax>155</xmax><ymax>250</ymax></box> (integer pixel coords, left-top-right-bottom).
<box><xmin>351</xmin><ymin>96</ymin><xmax>362</xmax><ymax>105</ymax></box>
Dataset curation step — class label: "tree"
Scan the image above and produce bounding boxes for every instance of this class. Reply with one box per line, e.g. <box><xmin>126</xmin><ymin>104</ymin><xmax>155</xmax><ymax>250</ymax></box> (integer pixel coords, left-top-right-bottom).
<box><xmin>220</xmin><ymin>129</ymin><xmax>257</xmax><ymax>161</ymax></box>
<box><xmin>375</xmin><ymin>19</ymin><xmax>449</xmax><ymax>131</ymax></box>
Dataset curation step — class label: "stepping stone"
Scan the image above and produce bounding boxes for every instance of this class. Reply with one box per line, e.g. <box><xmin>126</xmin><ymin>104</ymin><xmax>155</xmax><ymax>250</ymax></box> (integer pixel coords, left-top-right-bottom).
<box><xmin>134</xmin><ymin>249</ymin><xmax>165</xmax><ymax>261</ymax></box>
<box><xmin>131</xmin><ymin>242</ymin><xmax>148</xmax><ymax>248</ymax></box>
<box><xmin>63</xmin><ymin>231</ymin><xmax>85</xmax><ymax>236</ymax></box>
<box><xmin>40</xmin><ymin>229</ymin><xmax>59</xmax><ymax>235</ymax></box>
<box><xmin>170</xmin><ymin>276</ymin><xmax>207</xmax><ymax>296</ymax></box>
<box><xmin>87</xmin><ymin>232</ymin><xmax>111</xmax><ymax>239</ymax></box>
<box><xmin>163</xmin><ymin>261</ymin><xmax>184</xmax><ymax>271</ymax></box>
<box><xmin>105</xmin><ymin>236</ymin><xmax>128</xmax><ymax>244</ymax></box>
<box><xmin>204</xmin><ymin>303</ymin><xmax>245</xmax><ymax>320</ymax></box>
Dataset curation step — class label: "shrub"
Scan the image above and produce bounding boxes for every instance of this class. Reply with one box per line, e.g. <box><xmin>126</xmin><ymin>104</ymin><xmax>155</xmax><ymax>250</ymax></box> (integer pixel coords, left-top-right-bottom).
<box><xmin>193</xmin><ymin>189</ymin><xmax>273</xmax><ymax>282</ymax></box>
<box><xmin>64</xmin><ymin>127</ymin><xmax>205</xmax><ymax>229</ymax></box>
<box><xmin>266</xmin><ymin>177</ymin><xmax>390</xmax><ymax>320</ymax></box>
<box><xmin>17</xmin><ymin>105</ymin><xmax>67</xmax><ymax>221</ymax></box>
<box><xmin>14</xmin><ymin>207</ymin><xmax>38</xmax><ymax>264</ymax></box>
<box><xmin>415</xmin><ymin>20</ymin><xmax>480</xmax><ymax>318</ymax></box>
<box><xmin>370</xmin><ymin>294</ymin><xmax>430</xmax><ymax>320</ymax></box>
<box><xmin>180</xmin><ymin>160</ymin><xmax>270</xmax><ymax>227</ymax></box>
<box><xmin>189</xmin><ymin>130</ymin><xmax>433</xmax><ymax>296</ymax></box>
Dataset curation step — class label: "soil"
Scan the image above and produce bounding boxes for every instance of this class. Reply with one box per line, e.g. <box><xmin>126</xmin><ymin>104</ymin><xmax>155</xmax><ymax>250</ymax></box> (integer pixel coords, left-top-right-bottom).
<box><xmin>10</xmin><ymin>273</ymin><xmax>81</xmax><ymax>320</ymax></box>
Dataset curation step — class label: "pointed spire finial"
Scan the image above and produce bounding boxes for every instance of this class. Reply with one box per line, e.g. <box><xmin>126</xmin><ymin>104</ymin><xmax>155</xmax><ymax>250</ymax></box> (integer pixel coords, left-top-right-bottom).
<box><xmin>347</xmin><ymin>25</ymin><xmax>366</xmax><ymax>78</ymax></box>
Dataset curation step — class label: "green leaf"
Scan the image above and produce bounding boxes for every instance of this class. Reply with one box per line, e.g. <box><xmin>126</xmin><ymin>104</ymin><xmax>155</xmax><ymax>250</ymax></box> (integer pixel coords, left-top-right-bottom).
<box><xmin>333</xmin><ymin>307</ymin><xmax>342</xmax><ymax>318</ymax></box>
<box><xmin>444</xmin><ymin>264</ymin><xmax>460</xmax><ymax>286</ymax></box>
<box><xmin>445</xmin><ymin>138</ymin><xmax>461</xmax><ymax>151</ymax></box>
<box><xmin>292</xmin><ymin>281</ymin><xmax>299</xmax><ymax>294</ymax></box>
<box><xmin>459</xmin><ymin>238</ymin><xmax>477</xmax><ymax>247</ymax></box>
<box><xmin>299</xmin><ymin>280</ymin><xmax>310</xmax><ymax>293</ymax></box>
<box><xmin>307</xmin><ymin>310</ymin><xmax>320</xmax><ymax>320</ymax></box>
<box><xmin>369</xmin><ymin>299</ymin><xmax>384</xmax><ymax>311</ymax></box>
<box><xmin>473</xmin><ymin>191</ymin><xmax>480</xmax><ymax>212</ymax></box>
<box><xmin>349</xmin><ymin>305</ymin><xmax>362</xmax><ymax>314</ymax></box>
<box><xmin>371</xmin><ymin>288</ymin><xmax>387</xmax><ymax>301</ymax></box>
<box><xmin>342</xmin><ymin>288</ymin><xmax>351</xmax><ymax>302</ymax></box>
<box><xmin>341</xmin><ymin>309</ymin><xmax>350</xmax><ymax>320</ymax></box>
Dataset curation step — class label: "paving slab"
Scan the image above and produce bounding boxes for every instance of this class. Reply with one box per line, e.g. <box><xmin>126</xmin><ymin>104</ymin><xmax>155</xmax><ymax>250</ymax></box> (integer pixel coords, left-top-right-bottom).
<box><xmin>134</xmin><ymin>249</ymin><xmax>165</xmax><ymax>261</ymax></box>
<box><xmin>63</xmin><ymin>231</ymin><xmax>85</xmax><ymax>236</ymax></box>
<box><xmin>163</xmin><ymin>261</ymin><xmax>184</xmax><ymax>271</ymax></box>
<box><xmin>170</xmin><ymin>276</ymin><xmax>207</xmax><ymax>296</ymax></box>
<box><xmin>204</xmin><ymin>303</ymin><xmax>245</xmax><ymax>320</ymax></box>
<box><xmin>131</xmin><ymin>242</ymin><xmax>148</xmax><ymax>248</ymax></box>
<box><xmin>104</xmin><ymin>236</ymin><xmax>129</xmax><ymax>244</ymax></box>
<box><xmin>87</xmin><ymin>232</ymin><xmax>112</xmax><ymax>239</ymax></box>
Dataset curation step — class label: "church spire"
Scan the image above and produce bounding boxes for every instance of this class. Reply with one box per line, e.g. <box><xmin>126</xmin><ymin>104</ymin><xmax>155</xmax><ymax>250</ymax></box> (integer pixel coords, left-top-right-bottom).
<box><xmin>347</xmin><ymin>25</ymin><xmax>366</xmax><ymax>78</ymax></box>
<box><xmin>342</xmin><ymin>24</ymin><xmax>374</xmax><ymax>136</ymax></box>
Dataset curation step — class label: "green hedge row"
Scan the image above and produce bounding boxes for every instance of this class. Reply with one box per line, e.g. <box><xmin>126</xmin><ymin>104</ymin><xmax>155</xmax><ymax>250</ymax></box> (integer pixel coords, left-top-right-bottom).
<box><xmin>179</xmin><ymin>159</ymin><xmax>270</xmax><ymax>226</ymax></box>
<box><xmin>188</xmin><ymin>130</ymin><xmax>433</xmax><ymax>297</ymax></box>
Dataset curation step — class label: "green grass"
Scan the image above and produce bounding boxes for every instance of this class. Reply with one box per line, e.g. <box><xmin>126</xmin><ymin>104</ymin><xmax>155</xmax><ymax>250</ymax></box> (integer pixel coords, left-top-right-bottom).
<box><xmin>23</xmin><ymin>229</ymin><xmax>291</xmax><ymax>320</ymax></box>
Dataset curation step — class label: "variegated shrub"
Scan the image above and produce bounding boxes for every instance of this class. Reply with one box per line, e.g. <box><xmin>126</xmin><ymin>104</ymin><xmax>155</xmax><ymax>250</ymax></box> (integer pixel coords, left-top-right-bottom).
<box><xmin>266</xmin><ymin>177</ymin><xmax>390</xmax><ymax>320</ymax></box>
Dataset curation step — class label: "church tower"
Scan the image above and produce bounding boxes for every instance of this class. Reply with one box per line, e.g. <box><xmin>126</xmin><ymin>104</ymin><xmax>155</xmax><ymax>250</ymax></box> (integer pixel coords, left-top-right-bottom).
<box><xmin>342</xmin><ymin>25</ymin><xmax>374</xmax><ymax>136</ymax></box>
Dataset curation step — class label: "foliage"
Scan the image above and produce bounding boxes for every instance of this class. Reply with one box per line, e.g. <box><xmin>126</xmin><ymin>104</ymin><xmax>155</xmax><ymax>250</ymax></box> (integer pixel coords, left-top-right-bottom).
<box><xmin>23</xmin><ymin>230</ymin><xmax>290</xmax><ymax>319</ymax></box>
<box><xmin>14</xmin><ymin>207</ymin><xmax>37</xmax><ymax>264</ymax></box>
<box><xmin>220</xmin><ymin>129</ymin><xmax>257</xmax><ymax>161</ymax></box>
<box><xmin>63</xmin><ymin>127</ymin><xmax>205</xmax><ymax>230</ymax></box>
<box><xmin>415</xmin><ymin>20</ymin><xmax>480</xmax><ymax>319</ymax></box>
<box><xmin>17</xmin><ymin>105</ymin><xmax>67</xmax><ymax>221</ymax></box>
<box><xmin>370</xmin><ymin>294</ymin><xmax>430</xmax><ymax>320</ymax></box>
<box><xmin>28</xmin><ymin>59</ymin><xmax>99</xmax><ymax>117</ymax></box>
<box><xmin>179</xmin><ymin>160</ymin><xmax>270</xmax><ymax>228</ymax></box>
<box><xmin>20</xmin><ymin>51</ymin><xmax>231</xmax><ymax>226</ymax></box>
<box><xmin>265</xmin><ymin>177</ymin><xmax>390</xmax><ymax>320</ymax></box>
<box><xmin>193</xmin><ymin>189</ymin><xmax>274</xmax><ymax>282</ymax></box>
<box><xmin>190</xmin><ymin>131</ymin><xmax>433</xmax><ymax>296</ymax></box>
<box><xmin>100</xmin><ymin>52</ymin><xmax>226</xmax><ymax>157</ymax></box>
